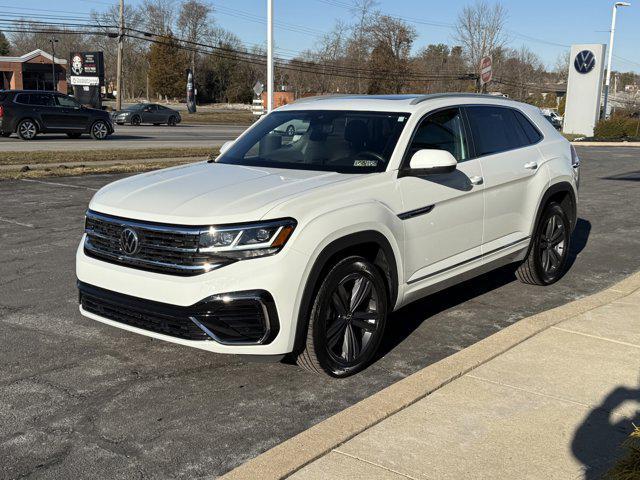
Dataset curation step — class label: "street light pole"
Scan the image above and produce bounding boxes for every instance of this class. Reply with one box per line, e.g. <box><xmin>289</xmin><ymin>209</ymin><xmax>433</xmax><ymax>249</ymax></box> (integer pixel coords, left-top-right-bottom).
<box><xmin>115</xmin><ymin>0</ymin><xmax>125</xmax><ymax>111</ymax></box>
<box><xmin>267</xmin><ymin>0</ymin><xmax>274</xmax><ymax>113</ymax></box>
<box><xmin>49</xmin><ymin>38</ymin><xmax>58</xmax><ymax>91</ymax></box>
<box><xmin>603</xmin><ymin>1</ymin><xmax>631</xmax><ymax>119</ymax></box>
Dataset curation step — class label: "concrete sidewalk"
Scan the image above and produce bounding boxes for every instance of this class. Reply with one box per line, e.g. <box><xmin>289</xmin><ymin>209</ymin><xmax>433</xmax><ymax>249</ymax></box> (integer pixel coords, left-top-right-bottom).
<box><xmin>290</xmin><ymin>283</ymin><xmax>640</xmax><ymax>479</ymax></box>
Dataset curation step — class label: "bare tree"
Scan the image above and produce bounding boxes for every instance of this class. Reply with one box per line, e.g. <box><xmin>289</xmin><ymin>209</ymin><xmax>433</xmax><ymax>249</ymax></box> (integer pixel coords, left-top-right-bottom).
<box><xmin>454</xmin><ymin>0</ymin><xmax>508</xmax><ymax>91</ymax></box>
<box><xmin>177</xmin><ymin>0</ymin><xmax>213</xmax><ymax>77</ymax></box>
<box><xmin>348</xmin><ymin>0</ymin><xmax>378</xmax><ymax>93</ymax></box>
<box><xmin>143</xmin><ymin>0</ymin><xmax>176</xmax><ymax>34</ymax></box>
<box><xmin>553</xmin><ymin>51</ymin><xmax>570</xmax><ymax>83</ymax></box>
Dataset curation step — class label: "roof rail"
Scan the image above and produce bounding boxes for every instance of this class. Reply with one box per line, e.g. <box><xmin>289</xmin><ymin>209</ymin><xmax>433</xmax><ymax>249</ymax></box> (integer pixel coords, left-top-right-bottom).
<box><xmin>293</xmin><ymin>94</ymin><xmax>355</xmax><ymax>104</ymax></box>
<box><xmin>409</xmin><ymin>92</ymin><xmax>515</xmax><ymax>105</ymax></box>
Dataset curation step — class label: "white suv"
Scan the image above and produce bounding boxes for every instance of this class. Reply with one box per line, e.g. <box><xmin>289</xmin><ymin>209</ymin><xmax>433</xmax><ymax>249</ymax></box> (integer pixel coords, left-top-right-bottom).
<box><xmin>76</xmin><ymin>94</ymin><xmax>580</xmax><ymax>377</ymax></box>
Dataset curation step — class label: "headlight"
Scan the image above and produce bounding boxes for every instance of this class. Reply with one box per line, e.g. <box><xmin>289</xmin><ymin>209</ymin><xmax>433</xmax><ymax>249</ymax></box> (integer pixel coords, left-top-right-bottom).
<box><xmin>198</xmin><ymin>218</ymin><xmax>296</xmax><ymax>260</ymax></box>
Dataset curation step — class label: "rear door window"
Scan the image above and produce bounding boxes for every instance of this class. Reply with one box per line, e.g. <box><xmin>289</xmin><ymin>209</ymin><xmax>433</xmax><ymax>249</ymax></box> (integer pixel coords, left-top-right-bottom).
<box><xmin>466</xmin><ymin>106</ymin><xmax>530</xmax><ymax>157</ymax></box>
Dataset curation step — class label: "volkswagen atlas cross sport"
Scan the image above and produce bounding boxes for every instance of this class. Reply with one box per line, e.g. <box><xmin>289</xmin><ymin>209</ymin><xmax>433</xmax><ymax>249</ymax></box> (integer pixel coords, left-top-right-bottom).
<box><xmin>76</xmin><ymin>94</ymin><xmax>580</xmax><ymax>378</ymax></box>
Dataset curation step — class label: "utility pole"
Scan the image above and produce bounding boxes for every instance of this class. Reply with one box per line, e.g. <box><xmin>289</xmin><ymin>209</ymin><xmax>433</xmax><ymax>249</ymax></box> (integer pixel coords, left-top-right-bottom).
<box><xmin>267</xmin><ymin>0</ymin><xmax>274</xmax><ymax>113</ymax></box>
<box><xmin>49</xmin><ymin>38</ymin><xmax>58</xmax><ymax>91</ymax></box>
<box><xmin>603</xmin><ymin>1</ymin><xmax>631</xmax><ymax>119</ymax></box>
<box><xmin>115</xmin><ymin>0</ymin><xmax>125</xmax><ymax>111</ymax></box>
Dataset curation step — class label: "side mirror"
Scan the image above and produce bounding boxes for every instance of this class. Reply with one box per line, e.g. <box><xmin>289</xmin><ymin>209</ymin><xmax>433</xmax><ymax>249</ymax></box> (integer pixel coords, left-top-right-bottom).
<box><xmin>407</xmin><ymin>149</ymin><xmax>457</xmax><ymax>175</ymax></box>
<box><xmin>219</xmin><ymin>141</ymin><xmax>234</xmax><ymax>155</ymax></box>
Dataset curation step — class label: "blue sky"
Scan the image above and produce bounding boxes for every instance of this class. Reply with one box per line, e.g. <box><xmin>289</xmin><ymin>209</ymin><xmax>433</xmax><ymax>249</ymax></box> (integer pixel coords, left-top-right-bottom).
<box><xmin>18</xmin><ymin>0</ymin><xmax>640</xmax><ymax>72</ymax></box>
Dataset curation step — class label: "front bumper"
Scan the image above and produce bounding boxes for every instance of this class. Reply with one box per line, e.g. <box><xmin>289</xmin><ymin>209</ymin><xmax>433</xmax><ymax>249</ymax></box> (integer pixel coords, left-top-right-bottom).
<box><xmin>79</xmin><ymin>281</ymin><xmax>279</xmax><ymax>345</ymax></box>
<box><xmin>76</xmin><ymin>236</ymin><xmax>310</xmax><ymax>355</ymax></box>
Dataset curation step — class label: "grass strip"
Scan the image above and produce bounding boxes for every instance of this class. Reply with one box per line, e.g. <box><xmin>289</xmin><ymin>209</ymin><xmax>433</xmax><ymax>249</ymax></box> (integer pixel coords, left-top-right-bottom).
<box><xmin>0</xmin><ymin>147</ymin><xmax>215</xmax><ymax>166</ymax></box>
<box><xmin>0</xmin><ymin>159</ymin><xmax>198</xmax><ymax>180</ymax></box>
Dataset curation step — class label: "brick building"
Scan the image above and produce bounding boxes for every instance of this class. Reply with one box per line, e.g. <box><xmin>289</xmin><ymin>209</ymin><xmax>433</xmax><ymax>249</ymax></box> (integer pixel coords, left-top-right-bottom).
<box><xmin>0</xmin><ymin>49</ymin><xmax>67</xmax><ymax>92</ymax></box>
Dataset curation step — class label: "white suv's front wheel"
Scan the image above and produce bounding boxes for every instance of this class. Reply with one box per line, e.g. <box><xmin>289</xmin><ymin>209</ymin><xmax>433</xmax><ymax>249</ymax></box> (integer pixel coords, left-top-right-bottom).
<box><xmin>297</xmin><ymin>256</ymin><xmax>388</xmax><ymax>377</ymax></box>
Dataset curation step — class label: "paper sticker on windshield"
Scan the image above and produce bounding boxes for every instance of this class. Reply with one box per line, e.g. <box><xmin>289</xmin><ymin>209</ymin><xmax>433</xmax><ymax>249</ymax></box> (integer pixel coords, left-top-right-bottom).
<box><xmin>354</xmin><ymin>159</ymin><xmax>378</xmax><ymax>167</ymax></box>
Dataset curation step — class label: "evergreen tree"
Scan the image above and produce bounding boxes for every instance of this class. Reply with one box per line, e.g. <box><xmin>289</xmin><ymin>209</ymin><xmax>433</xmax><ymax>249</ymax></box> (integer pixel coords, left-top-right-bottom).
<box><xmin>0</xmin><ymin>31</ymin><xmax>10</xmax><ymax>56</ymax></box>
<box><xmin>148</xmin><ymin>33</ymin><xmax>187</xmax><ymax>99</ymax></box>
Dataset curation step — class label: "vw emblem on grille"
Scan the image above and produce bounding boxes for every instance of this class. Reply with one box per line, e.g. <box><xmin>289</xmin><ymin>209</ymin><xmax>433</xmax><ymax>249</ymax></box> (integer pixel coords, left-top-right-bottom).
<box><xmin>574</xmin><ymin>50</ymin><xmax>596</xmax><ymax>74</ymax></box>
<box><xmin>120</xmin><ymin>227</ymin><xmax>140</xmax><ymax>255</ymax></box>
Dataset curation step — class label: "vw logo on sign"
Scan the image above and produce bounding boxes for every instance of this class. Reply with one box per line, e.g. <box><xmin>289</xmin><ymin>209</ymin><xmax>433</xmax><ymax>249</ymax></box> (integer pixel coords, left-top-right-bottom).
<box><xmin>574</xmin><ymin>50</ymin><xmax>596</xmax><ymax>74</ymax></box>
<box><xmin>120</xmin><ymin>228</ymin><xmax>140</xmax><ymax>255</ymax></box>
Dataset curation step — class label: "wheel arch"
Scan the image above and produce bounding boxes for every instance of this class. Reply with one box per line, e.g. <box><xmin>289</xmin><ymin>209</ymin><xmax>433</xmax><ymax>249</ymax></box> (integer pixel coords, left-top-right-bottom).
<box><xmin>532</xmin><ymin>181</ymin><xmax>578</xmax><ymax>234</ymax></box>
<box><xmin>291</xmin><ymin>230</ymin><xmax>399</xmax><ymax>355</ymax></box>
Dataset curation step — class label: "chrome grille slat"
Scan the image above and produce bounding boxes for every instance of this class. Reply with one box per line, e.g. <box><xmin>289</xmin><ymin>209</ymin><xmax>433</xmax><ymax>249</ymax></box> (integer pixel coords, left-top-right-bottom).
<box><xmin>84</xmin><ymin>210</ymin><xmax>227</xmax><ymax>276</ymax></box>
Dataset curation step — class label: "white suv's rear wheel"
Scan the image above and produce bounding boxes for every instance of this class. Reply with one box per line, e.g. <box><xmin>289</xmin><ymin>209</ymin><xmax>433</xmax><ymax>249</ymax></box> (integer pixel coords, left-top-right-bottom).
<box><xmin>517</xmin><ymin>202</ymin><xmax>571</xmax><ymax>285</ymax></box>
<box><xmin>297</xmin><ymin>256</ymin><xmax>388</xmax><ymax>377</ymax></box>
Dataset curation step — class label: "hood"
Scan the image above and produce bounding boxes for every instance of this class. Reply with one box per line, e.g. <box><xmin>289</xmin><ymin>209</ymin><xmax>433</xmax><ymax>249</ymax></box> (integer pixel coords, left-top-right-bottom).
<box><xmin>89</xmin><ymin>162</ymin><xmax>353</xmax><ymax>225</ymax></box>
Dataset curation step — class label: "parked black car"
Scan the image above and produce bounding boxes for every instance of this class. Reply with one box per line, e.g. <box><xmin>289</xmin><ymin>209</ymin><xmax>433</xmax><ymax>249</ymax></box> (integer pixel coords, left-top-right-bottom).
<box><xmin>0</xmin><ymin>90</ymin><xmax>114</xmax><ymax>141</ymax></box>
<box><xmin>111</xmin><ymin>103</ymin><xmax>181</xmax><ymax>126</ymax></box>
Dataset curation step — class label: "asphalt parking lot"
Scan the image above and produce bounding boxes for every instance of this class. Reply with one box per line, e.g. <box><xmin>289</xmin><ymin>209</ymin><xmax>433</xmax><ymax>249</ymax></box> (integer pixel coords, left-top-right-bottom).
<box><xmin>0</xmin><ymin>147</ymin><xmax>639</xmax><ymax>479</ymax></box>
<box><xmin>0</xmin><ymin>124</ymin><xmax>248</xmax><ymax>152</ymax></box>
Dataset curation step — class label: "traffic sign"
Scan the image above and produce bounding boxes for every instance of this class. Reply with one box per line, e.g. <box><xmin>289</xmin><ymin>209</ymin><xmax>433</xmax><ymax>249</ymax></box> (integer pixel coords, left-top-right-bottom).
<box><xmin>480</xmin><ymin>56</ymin><xmax>493</xmax><ymax>85</ymax></box>
<box><xmin>253</xmin><ymin>81</ymin><xmax>264</xmax><ymax>98</ymax></box>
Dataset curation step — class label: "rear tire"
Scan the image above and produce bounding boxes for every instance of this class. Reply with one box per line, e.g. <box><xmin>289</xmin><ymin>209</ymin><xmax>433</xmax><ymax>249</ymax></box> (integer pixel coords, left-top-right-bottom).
<box><xmin>516</xmin><ymin>202</ymin><xmax>571</xmax><ymax>286</ymax></box>
<box><xmin>17</xmin><ymin>119</ymin><xmax>37</xmax><ymax>140</ymax></box>
<box><xmin>296</xmin><ymin>256</ymin><xmax>388</xmax><ymax>378</ymax></box>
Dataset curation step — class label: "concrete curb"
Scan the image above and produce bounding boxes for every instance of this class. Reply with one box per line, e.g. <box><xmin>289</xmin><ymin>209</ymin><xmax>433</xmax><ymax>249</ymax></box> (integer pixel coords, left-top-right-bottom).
<box><xmin>572</xmin><ymin>141</ymin><xmax>640</xmax><ymax>147</ymax></box>
<box><xmin>220</xmin><ymin>271</ymin><xmax>640</xmax><ymax>480</ymax></box>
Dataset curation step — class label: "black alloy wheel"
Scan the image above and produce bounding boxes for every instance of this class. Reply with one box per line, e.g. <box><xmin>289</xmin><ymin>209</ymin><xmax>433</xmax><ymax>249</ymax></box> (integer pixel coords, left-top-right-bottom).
<box><xmin>516</xmin><ymin>202</ymin><xmax>571</xmax><ymax>285</ymax></box>
<box><xmin>297</xmin><ymin>256</ymin><xmax>388</xmax><ymax>377</ymax></box>
<box><xmin>168</xmin><ymin>115</ymin><xmax>177</xmax><ymax>126</ymax></box>
<box><xmin>285</xmin><ymin>124</ymin><xmax>295</xmax><ymax>136</ymax></box>
<box><xmin>17</xmin><ymin>119</ymin><xmax>37</xmax><ymax>140</ymax></box>
<box><xmin>131</xmin><ymin>115</ymin><xmax>141</xmax><ymax>126</ymax></box>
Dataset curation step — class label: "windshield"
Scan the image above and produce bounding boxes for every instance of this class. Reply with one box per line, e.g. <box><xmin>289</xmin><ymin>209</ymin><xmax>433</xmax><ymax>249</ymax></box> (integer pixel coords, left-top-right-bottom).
<box><xmin>217</xmin><ymin>110</ymin><xmax>410</xmax><ymax>173</ymax></box>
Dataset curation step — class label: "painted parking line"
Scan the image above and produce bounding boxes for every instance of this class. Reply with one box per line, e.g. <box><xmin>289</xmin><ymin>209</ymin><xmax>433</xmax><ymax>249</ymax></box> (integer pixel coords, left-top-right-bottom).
<box><xmin>20</xmin><ymin>178</ymin><xmax>99</xmax><ymax>191</ymax></box>
<box><xmin>0</xmin><ymin>216</ymin><xmax>34</xmax><ymax>228</ymax></box>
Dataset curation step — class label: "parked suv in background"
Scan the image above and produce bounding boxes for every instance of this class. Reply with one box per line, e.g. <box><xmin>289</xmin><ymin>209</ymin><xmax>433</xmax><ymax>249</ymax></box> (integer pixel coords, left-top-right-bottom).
<box><xmin>0</xmin><ymin>90</ymin><xmax>113</xmax><ymax>140</ymax></box>
<box><xmin>76</xmin><ymin>94</ymin><xmax>580</xmax><ymax>378</ymax></box>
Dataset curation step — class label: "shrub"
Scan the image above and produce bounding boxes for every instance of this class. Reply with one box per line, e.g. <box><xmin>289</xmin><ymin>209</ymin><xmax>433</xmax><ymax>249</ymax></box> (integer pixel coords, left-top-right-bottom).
<box><xmin>594</xmin><ymin>117</ymin><xmax>640</xmax><ymax>140</ymax></box>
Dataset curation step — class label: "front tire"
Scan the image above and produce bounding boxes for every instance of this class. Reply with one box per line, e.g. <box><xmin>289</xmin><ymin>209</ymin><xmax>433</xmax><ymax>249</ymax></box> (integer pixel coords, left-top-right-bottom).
<box><xmin>90</xmin><ymin>120</ymin><xmax>109</xmax><ymax>140</ymax></box>
<box><xmin>297</xmin><ymin>256</ymin><xmax>388</xmax><ymax>377</ymax></box>
<box><xmin>167</xmin><ymin>115</ymin><xmax>177</xmax><ymax>126</ymax></box>
<box><xmin>516</xmin><ymin>202</ymin><xmax>571</xmax><ymax>285</ymax></box>
<box><xmin>131</xmin><ymin>115</ymin><xmax>141</xmax><ymax>126</ymax></box>
<box><xmin>17</xmin><ymin>119</ymin><xmax>37</xmax><ymax>140</ymax></box>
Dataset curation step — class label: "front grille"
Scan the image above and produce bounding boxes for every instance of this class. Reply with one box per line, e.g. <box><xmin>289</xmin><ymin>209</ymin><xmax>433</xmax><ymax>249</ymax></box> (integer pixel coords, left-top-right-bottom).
<box><xmin>84</xmin><ymin>210</ymin><xmax>229</xmax><ymax>276</ymax></box>
<box><xmin>78</xmin><ymin>282</ymin><xmax>279</xmax><ymax>345</ymax></box>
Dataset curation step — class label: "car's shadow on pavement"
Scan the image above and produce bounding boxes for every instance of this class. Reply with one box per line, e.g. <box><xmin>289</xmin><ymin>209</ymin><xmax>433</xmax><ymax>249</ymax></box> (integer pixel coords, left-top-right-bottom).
<box><xmin>377</xmin><ymin>218</ymin><xmax>592</xmax><ymax>360</ymax></box>
<box><xmin>571</xmin><ymin>383</ymin><xmax>640</xmax><ymax>479</ymax></box>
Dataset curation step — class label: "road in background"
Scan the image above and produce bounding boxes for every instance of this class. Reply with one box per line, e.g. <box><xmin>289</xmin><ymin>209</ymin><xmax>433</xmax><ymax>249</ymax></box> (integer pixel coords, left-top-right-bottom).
<box><xmin>0</xmin><ymin>124</ymin><xmax>248</xmax><ymax>152</ymax></box>
<box><xmin>0</xmin><ymin>147</ymin><xmax>639</xmax><ymax>479</ymax></box>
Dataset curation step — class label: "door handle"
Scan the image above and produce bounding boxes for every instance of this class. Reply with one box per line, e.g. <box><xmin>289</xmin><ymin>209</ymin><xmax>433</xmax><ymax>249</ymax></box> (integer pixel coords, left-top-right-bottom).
<box><xmin>470</xmin><ymin>176</ymin><xmax>483</xmax><ymax>185</ymax></box>
<box><xmin>524</xmin><ymin>161</ymin><xmax>538</xmax><ymax>170</ymax></box>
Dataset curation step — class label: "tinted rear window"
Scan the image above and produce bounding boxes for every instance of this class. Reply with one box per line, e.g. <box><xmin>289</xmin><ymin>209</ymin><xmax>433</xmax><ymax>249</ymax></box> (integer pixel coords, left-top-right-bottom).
<box><xmin>29</xmin><ymin>94</ymin><xmax>55</xmax><ymax>106</ymax></box>
<box><xmin>466</xmin><ymin>106</ymin><xmax>530</xmax><ymax>156</ymax></box>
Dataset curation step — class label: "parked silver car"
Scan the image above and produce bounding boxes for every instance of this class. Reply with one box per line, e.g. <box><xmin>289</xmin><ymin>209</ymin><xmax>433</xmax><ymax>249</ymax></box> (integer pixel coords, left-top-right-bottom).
<box><xmin>112</xmin><ymin>103</ymin><xmax>181</xmax><ymax>126</ymax></box>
